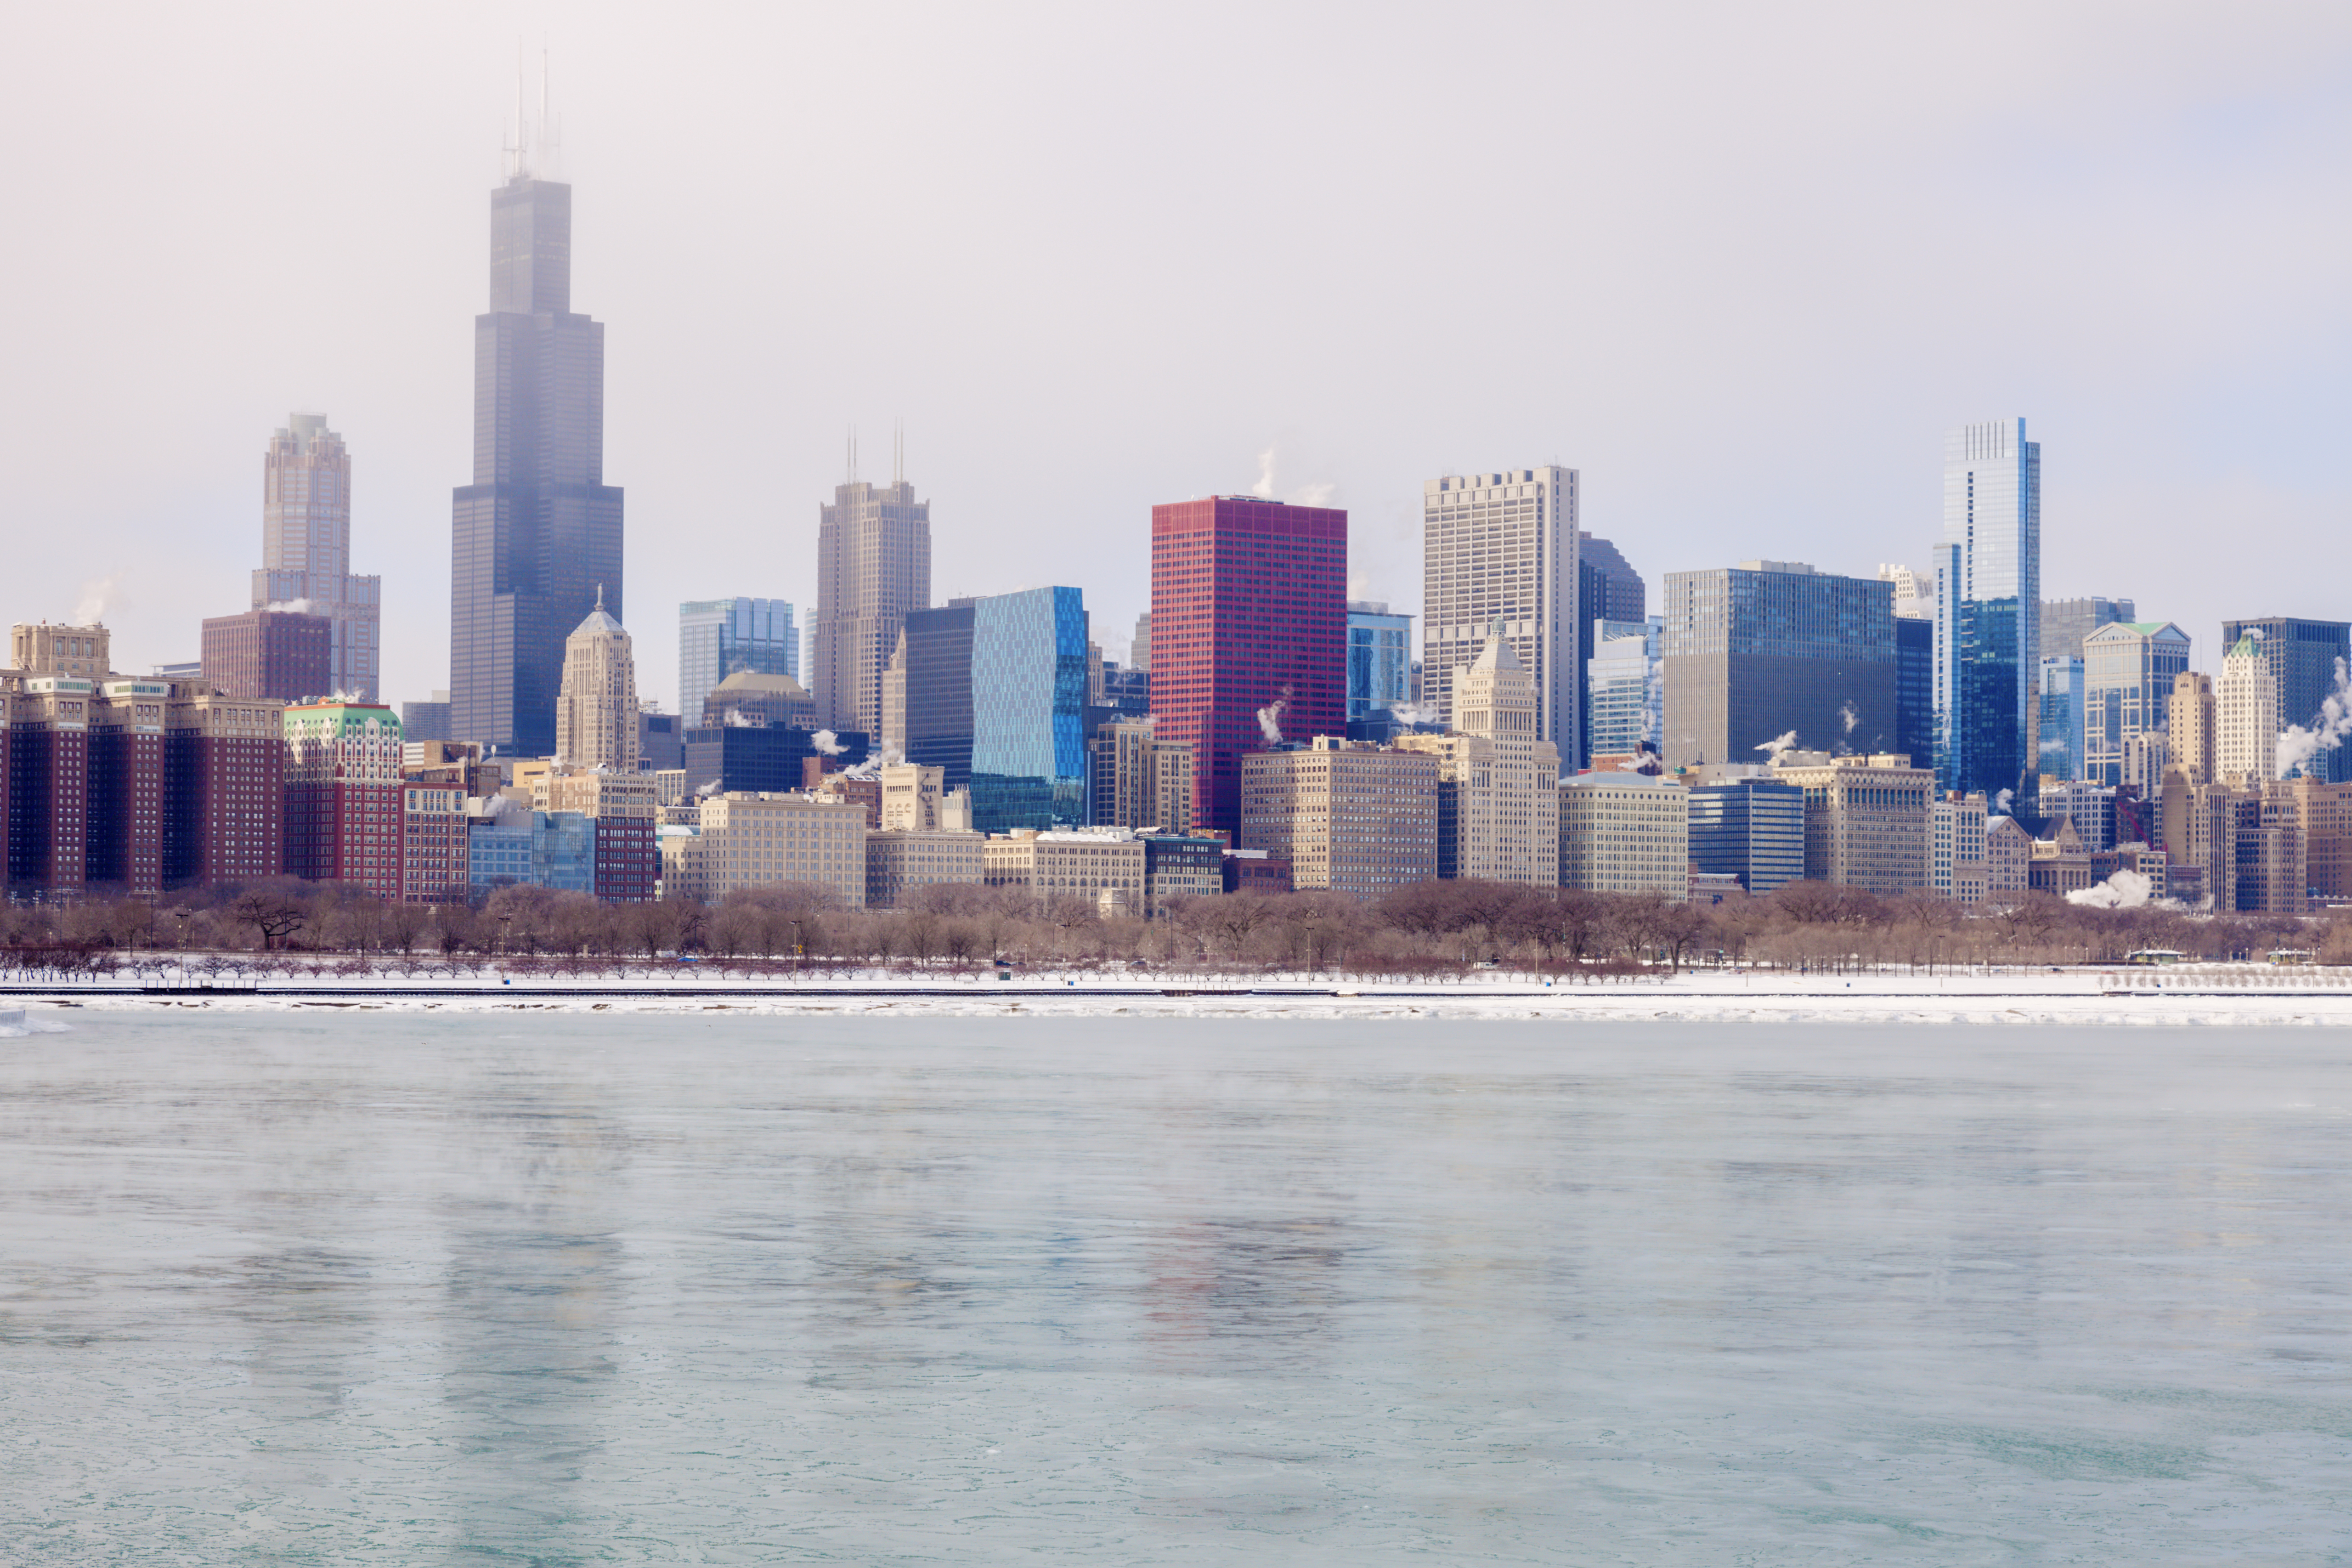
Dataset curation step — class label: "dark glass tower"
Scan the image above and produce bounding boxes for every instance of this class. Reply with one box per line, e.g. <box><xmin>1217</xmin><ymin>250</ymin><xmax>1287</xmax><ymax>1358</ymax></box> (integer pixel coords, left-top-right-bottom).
<box><xmin>449</xmin><ymin>173</ymin><xmax>623</xmax><ymax>756</ymax></box>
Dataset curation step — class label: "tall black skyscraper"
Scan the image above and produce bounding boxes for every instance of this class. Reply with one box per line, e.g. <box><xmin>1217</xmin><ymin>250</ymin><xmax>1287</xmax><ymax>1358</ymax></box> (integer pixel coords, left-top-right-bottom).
<box><xmin>449</xmin><ymin>166</ymin><xmax>623</xmax><ymax>756</ymax></box>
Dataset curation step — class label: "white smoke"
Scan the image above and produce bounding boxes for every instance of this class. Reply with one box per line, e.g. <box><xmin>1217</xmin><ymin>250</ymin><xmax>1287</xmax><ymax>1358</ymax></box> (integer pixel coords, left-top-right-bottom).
<box><xmin>74</xmin><ymin>576</ymin><xmax>117</xmax><ymax>624</ymax></box>
<box><xmin>811</xmin><ymin>729</ymin><xmax>846</xmax><ymax>757</ymax></box>
<box><xmin>696</xmin><ymin>778</ymin><xmax>723</xmax><ymax>798</ymax></box>
<box><xmin>262</xmin><ymin>598</ymin><xmax>318</xmax><ymax>616</ymax></box>
<box><xmin>1252</xmin><ymin>448</ymin><xmax>1276</xmax><ymax>499</ymax></box>
<box><xmin>1257</xmin><ymin>691</ymin><xmax>1289</xmax><ymax>745</ymax></box>
<box><xmin>2277</xmin><ymin>657</ymin><xmax>2352</xmax><ymax>779</ymax></box>
<box><xmin>1839</xmin><ymin>701</ymin><xmax>1859</xmax><ymax>736</ymax></box>
<box><xmin>2068</xmin><ymin>869</ymin><xmax>2154</xmax><ymax>909</ymax></box>
<box><xmin>1755</xmin><ymin>730</ymin><xmax>1798</xmax><ymax>764</ymax></box>
<box><xmin>1993</xmin><ymin>787</ymin><xmax>2014</xmax><ymax>815</ymax></box>
<box><xmin>1387</xmin><ymin>701</ymin><xmax>1440</xmax><ymax>728</ymax></box>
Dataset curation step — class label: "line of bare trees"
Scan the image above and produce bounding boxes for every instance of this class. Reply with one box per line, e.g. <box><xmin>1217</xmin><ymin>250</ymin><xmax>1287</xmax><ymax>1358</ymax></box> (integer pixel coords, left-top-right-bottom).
<box><xmin>4</xmin><ymin>874</ymin><xmax>2348</xmax><ymax>983</ymax></box>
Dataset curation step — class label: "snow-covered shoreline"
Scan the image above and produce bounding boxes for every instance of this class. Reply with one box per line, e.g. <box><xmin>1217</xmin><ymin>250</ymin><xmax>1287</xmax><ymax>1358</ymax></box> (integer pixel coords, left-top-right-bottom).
<box><xmin>12</xmin><ymin>964</ymin><xmax>2352</xmax><ymax>1026</ymax></box>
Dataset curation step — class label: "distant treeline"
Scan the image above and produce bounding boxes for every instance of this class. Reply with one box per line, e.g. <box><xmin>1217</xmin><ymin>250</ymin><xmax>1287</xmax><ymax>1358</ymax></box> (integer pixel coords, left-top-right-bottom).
<box><xmin>0</xmin><ymin>877</ymin><xmax>2343</xmax><ymax>979</ymax></box>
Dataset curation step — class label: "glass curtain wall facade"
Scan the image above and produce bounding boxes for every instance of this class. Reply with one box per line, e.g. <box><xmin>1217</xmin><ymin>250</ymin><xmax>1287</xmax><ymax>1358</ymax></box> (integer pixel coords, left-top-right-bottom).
<box><xmin>678</xmin><ymin>598</ymin><xmax>797</xmax><ymax>729</ymax></box>
<box><xmin>1895</xmin><ymin>617</ymin><xmax>1934</xmax><ymax>769</ymax></box>
<box><xmin>968</xmin><ymin>587</ymin><xmax>1089</xmax><ymax>833</ymax></box>
<box><xmin>1586</xmin><ymin>617</ymin><xmax>1660</xmax><ymax>759</ymax></box>
<box><xmin>2041</xmin><ymin>597</ymin><xmax>2135</xmax><ymax>662</ymax></box>
<box><xmin>449</xmin><ymin>173</ymin><xmax>624</xmax><ymax>756</ymax></box>
<box><xmin>1346</xmin><ymin>603</ymin><xmax>1413</xmax><ymax>722</ymax></box>
<box><xmin>901</xmin><ymin>603</ymin><xmax>976</xmax><ymax>791</ymax></box>
<box><xmin>1660</xmin><ymin>563</ymin><xmax>1898</xmax><ymax>769</ymax></box>
<box><xmin>2220</xmin><ymin>617</ymin><xmax>2352</xmax><ymax>782</ymax></box>
<box><xmin>1576</xmin><ymin>535</ymin><xmax>1646</xmax><ymax>766</ymax></box>
<box><xmin>2038</xmin><ymin>657</ymin><xmax>2085</xmax><ymax>782</ymax></box>
<box><xmin>1935</xmin><ymin>419</ymin><xmax>2040</xmax><ymax>798</ymax></box>
<box><xmin>2081</xmin><ymin>622</ymin><xmax>2190</xmax><ymax>788</ymax></box>
<box><xmin>1687</xmin><ymin>777</ymin><xmax>1806</xmax><ymax>894</ymax></box>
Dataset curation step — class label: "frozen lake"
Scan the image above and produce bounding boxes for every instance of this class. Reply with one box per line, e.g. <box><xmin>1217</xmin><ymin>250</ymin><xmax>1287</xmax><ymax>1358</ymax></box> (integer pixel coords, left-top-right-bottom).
<box><xmin>1</xmin><ymin>1013</ymin><xmax>2345</xmax><ymax>1563</ymax></box>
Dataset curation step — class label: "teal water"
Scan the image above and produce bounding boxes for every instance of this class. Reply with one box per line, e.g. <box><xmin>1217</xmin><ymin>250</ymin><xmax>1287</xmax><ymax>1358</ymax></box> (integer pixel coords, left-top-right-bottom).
<box><xmin>0</xmin><ymin>1014</ymin><xmax>2346</xmax><ymax>1563</ymax></box>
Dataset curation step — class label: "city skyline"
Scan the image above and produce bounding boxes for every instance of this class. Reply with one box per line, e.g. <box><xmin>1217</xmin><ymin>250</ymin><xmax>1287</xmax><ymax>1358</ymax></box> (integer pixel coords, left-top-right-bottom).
<box><xmin>6</xmin><ymin>7</ymin><xmax>2347</xmax><ymax>718</ymax></box>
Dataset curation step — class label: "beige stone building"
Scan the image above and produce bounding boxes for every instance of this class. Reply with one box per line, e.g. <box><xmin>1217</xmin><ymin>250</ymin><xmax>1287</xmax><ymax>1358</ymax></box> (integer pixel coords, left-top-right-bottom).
<box><xmin>865</xmin><ymin>828</ymin><xmax>985</xmax><ymax>908</ymax></box>
<box><xmin>1984</xmin><ymin>814</ymin><xmax>2032</xmax><ymax>901</ymax></box>
<box><xmin>2028</xmin><ymin>819</ymin><xmax>2096</xmax><ymax>897</ymax></box>
<box><xmin>982</xmin><ymin>828</ymin><xmax>1147</xmax><ymax>916</ymax></box>
<box><xmin>1558</xmin><ymin>773</ymin><xmax>1688</xmax><ymax>898</ymax></box>
<box><xmin>1086</xmin><ymin>717</ymin><xmax>1195</xmax><ymax>833</ymax></box>
<box><xmin>1767</xmin><ymin>752</ymin><xmax>1933</xmax><ymax>894</ymax></box>
<box><xmin>1394</xmin><ymin>634</ymin><xmax>1560</xmax><ymax>885</ymax></box>
<box><xmin>1239</xmin><ymin>739</ymin><xmax>1440</xmax><ymax>901</ymax></box>
<box><xmin>2289</xmin><ymin>776</ymin><xmax>2352</xmax><ymax>901</ymax></box>
<box><xmin>678</xmin><ymin>792</ymin><xmax>869</xmax><ymax>906</ymax></box>
<box><xmin>1928</xmin><ymin>791</ymin><xmax>1990</xmax><ymax>905</ymax></box>
<box><xmin>554</xmin><ymin>591</ymin><xmax>640</xmax><ymax>773</ymax></box>
<box><xmin>8</xmin><ymin>622</ymin><xmax>112</xmax><ymax>679</ymax></box>
<box><xmin>2169</xmin><ymin>672</ymin><xmax>2216</xmax><ymax>784</ymax></box>
<box><xmin>880</xmin><ymin>764</ymin><xmax>949</xmax><ymax>831</ymax></box>
<box><xmin>2217</xmin><ymin>634</ymin><xmax>2278</xmax><ymax>787</ymax></box>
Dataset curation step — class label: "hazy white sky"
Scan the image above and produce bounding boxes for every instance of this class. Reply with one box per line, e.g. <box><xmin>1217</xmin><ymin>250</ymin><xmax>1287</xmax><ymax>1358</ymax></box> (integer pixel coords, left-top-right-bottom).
<box><xmin>4</xmin><ymin>2</ymin><xmax>2348</xmax><ymax>711</ymax></box>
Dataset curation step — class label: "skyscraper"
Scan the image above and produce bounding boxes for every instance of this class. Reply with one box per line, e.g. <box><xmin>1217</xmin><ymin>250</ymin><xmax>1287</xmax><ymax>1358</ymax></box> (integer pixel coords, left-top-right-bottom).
<box><xmin>1575</xmin><ymin>532</ymin><xmax>1644</xmax><ymax>766</ymax></box>
<box><xmin>1151</xmin><ymin>495</ymin><xmax>1347</xmax><ymax>838</ymax></box>
<box><xmin>1934</xmin><ymin>419</ymin><xmax>2040</xmax><ymax>799</ymax></box>
<box><xmin>448</xmin><ymin>160</ymin><xmax>624</xmax><ymax>757</ymax></box>
<box><xmin>2220</xmin><ymin>617</ymin><xmax>2352</xmax><ymax>782</ymax></box>
<box><xmin>678</xmin><ymin>598</ymin><xmax>797</xmax><ymax>730</ymax></box>
<box><xmin>251</xmin><ymin>414</ymin><xmax>381</xmax><ymax>701</ymax></box>
<box><xmin>2081</xmin><ymin>621</ymin><xmax>2189</xmax><ymax>790</ymax></box>
<box><xmin>554</xmin><ymin>590</ymin><xmax>640</xmax><ymax>773</ymax></box>
<box><xmin>812</xmin><ymin>469</ymin><xmax>930</xmax><ymax>735</ymax></box>
<box><xmin>1586</xmin><ymin>617</ymin><xmax>1660</xmax><ymax>760</ymax></box>
<box><xmin>969</xmin><ymin>587</ymin><xmax>1090</xmax><ymax>832</ymax></box>
<box><xmin>2041</xmin><ymin>596</ymin><xmax>2135</xmax><ymax>662</ymax></box>
<box><xmin>2218</xmin><ymin>633</ymin><xmax>2279</xmax><ymax>787</ymax></box>
<box><xmin>1346</xmin><ymin>602</ymin><xmax>1413</xmax><ymax>725</ymax></box>
<box><xmin>1421</xmin><ymin>468</ymin><xmax>1577</xmax><ymax>753</ymax></box>
<box><xmin>1395</xmin><ymin>632</ymin><xmax>1560</xmax><ymax>885</ymax></box>
<box><xmin>1660</xmin><ymin>561</ymin><xmax>1898</xmax><ymax>769</ymax></box>
<box><xmin>900</xmin><ymin>602</ymin><xmax>977</xmax><ymax>791</ymax></box>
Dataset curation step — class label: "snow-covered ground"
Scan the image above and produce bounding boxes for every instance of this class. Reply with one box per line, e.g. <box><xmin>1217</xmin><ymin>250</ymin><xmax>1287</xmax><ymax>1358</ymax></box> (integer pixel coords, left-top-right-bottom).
<box><xmin>11</xmin><ymin>961</ymin><xmax>2352</xmax><ymax>1025</ymax></box>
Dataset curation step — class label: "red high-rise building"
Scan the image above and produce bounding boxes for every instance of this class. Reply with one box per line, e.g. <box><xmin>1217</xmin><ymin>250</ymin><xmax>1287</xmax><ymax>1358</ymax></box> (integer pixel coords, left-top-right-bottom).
<box><xmin>163</xmin><ymin>685</ymin><xmax>287</xmax><ymax>888</ymax></box>
<box><xmin>283</xmin><ymin>700</ymin><xmax>403</xmax><ymax>898</ymax></box>
<box><xmin>6</xmin><ymin>679</ymin><xmax>92</xmax><ymax>895</ymax></box>
<box><xmin>1149</xmin><ymin>496</ymin><xmax>1347</xmax><ymax>838</ymax></box>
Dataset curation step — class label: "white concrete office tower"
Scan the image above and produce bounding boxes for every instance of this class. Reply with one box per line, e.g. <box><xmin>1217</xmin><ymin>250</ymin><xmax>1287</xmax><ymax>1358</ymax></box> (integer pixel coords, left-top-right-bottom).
<box><xmin>812</xmin><ymin>461</ymin><xmax>931</xmax><ymax>736</ymax></box>
<box><xmin>1933</xmin><ymin>419</ymin><xmax>2040</xmax><ymax>799</ymax></box>
<box><xmin>253</xmin><ymin>413</ymin><xmax>381</xmax><ymax>700</ymax></box>
<box><xmin>2218</xmin><ymin>632</ymin><xmax>2279</xmax><ymax>787</ymax></box>
<box><xmin>554</xmin><ymin>589</ymin><xmax>640</xmax><ymax>773</ymax></box>
<box><xmin>678</xmin><ymin>598</ymin><xmax>797</xmax><ymax>730</ymax></box>
<box><xmin>1422</xmin><ymin>466</ymin><xmax>1578</xmax><ymax>753</ymax></box>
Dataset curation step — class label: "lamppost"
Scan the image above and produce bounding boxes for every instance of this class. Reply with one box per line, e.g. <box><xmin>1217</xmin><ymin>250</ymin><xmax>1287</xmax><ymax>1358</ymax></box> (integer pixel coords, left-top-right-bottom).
<box><xmin>789</xmin><ymin>919</ymin><xmax>805</xmax><ymax>974</ymax></box>
<box><xmin>498</xmin><ymin>913</ymin><xmax>513</xmax><ymax>957</ymax></box>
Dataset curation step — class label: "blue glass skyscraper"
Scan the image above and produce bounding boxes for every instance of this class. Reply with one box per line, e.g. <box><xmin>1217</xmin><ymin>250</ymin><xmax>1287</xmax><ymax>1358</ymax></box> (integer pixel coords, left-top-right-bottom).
<box><xmin>968</xmin><ymin>587</ymin><xmax>1089</xmax><ymax>832</ymax></box>
<box><xmin>1934</xmin><ymin>419</ymin><xmax>2040</xmax><ymax>800</ymax></box>
<box><xmin>1346</xmin><ymin>602</ymin><xmax>1413</xmax><ymax>722</ymax></box>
